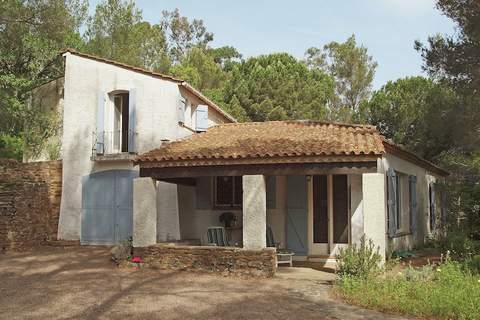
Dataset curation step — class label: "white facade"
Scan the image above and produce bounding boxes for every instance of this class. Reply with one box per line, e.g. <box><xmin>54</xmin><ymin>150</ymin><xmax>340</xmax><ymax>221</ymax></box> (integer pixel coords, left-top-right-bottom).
<box><xmin>57</xmin><ymin>52</ymin><xmax>231</xmax><ymax>240</ymax></box>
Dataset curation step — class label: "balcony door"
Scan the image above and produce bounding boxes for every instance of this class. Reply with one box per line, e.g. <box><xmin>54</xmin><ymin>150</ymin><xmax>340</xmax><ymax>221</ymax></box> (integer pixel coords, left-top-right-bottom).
<box><xmin>308</xmin><ymin>175</ymin><xmax>350</xmax><ymax>256</ymax></box>
<box><xmin>112</xmin><ymin>93</ymin><xmax>129</xmax><ymax>153</ymax></box>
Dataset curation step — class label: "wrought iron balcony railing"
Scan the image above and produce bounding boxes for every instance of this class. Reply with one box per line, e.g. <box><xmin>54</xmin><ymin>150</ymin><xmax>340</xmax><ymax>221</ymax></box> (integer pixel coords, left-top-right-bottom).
<box><xmin>92</xmin><ymin>130</ymin><xmax>137</xmax><ymax>156</ymax></box>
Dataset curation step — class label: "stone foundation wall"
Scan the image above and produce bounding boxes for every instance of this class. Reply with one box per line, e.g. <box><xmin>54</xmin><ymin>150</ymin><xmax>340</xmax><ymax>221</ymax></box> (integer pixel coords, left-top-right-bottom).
<box><xmin>0</xmin><ymin>159</ymin><xmax>62</xmax><ymax>251</ymax></box>
<box><xmin>134</xmin><ymin>244</ymin><xmax>277</xmax><ymax>277</ymax></box>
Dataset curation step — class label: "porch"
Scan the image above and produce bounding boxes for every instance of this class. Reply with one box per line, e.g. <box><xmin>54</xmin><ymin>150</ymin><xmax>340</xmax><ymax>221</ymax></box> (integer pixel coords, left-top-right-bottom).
<box><xmin>131</xmin><ymin>121</ymin><xmax>388</xmax><ymax>274</ymax></box>
<box><xmin>132</xmin><ymin>171</ymin><xmax>387</xmax><ymax>261</ymax></box>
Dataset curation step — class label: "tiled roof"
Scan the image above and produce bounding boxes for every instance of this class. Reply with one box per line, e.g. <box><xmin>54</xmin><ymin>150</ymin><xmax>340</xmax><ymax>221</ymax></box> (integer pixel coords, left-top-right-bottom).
<box><xmin>60</xmin><ymin>49</ymin><xmax>236</xmax><ymax>123</ymax></box>
<box><xmin>135</xmin><ymin>121</ymin><xmax>385</xmax><ymax>167</ymax></box>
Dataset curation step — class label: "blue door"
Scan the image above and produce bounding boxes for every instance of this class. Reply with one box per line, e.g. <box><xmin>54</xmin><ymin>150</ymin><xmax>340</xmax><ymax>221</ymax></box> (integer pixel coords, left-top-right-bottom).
<box><xmin>81</xmin><ymin>169</ymin><xmax>138</xmax><ymax>245</ymax></box>
<box><xmin>286</xmin><ymin>175</ymin><xmax>308</xmax><ymax>255</ymax></box>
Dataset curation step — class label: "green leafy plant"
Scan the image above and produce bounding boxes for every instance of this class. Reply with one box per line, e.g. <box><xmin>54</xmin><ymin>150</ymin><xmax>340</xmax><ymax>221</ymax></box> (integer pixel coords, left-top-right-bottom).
<box><xmin>336</xmin><ymin>235</ymin><xmax>382</xmax><ymax>279</ymax></box>
<box><xmin>336</xmin><ymin>260</ymin><xmax>480</xmax><ymax>319</ymax></box>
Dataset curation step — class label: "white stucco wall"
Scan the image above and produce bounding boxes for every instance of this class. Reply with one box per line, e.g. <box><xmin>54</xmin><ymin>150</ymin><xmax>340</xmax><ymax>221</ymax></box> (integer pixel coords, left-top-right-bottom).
<box><xmin>156</xmin><ymin>181</ymin><xmax>180</xmax><ymax>242</ymax></box>
<box><xmin>242</xmin><ymin>175</ymin><xmax>267</xmax><ymax>249</ymax></box>
<box><xmin>378</xmin><ymin>153</ymin><xmax>444</xmax><ymax>252</ymax></box>
<box><xmin>350</xmin><ymin>174</ymin><xmax>364</xmax><ymax>245</ymax></box>
<box><xmin>133</xmin><ymin>177</ymin><xmax>157</xmax><ymax>247</ymax></box>
<box><xmin>362</xmin><ymin>173</ymin><xmax>387</xmax><ymax>262</ymax></box>
<box><xmin>58</xmin><ymin>53</ymin><xmax>230</xmax><ymax>240</ymax></box>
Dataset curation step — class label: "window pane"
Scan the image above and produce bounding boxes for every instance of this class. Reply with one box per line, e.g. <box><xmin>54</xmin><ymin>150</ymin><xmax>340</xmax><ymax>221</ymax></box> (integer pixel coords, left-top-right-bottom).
<box><xmin>233</xmin><ymin>176</ymin><xmax>243</xmax><ymax>206</ymax></box>
<box><xmin>216</xmin><ymin>176</ymin><xmax>233</xmax><ymax>206</ymax></box>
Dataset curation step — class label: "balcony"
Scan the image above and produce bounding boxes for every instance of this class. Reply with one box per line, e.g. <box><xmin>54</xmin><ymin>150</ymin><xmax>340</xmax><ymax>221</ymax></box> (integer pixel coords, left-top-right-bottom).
<box><xmin>91</xmin><ymin>130</ymin><xmax>137</xmax><ymax>161</ymax></box>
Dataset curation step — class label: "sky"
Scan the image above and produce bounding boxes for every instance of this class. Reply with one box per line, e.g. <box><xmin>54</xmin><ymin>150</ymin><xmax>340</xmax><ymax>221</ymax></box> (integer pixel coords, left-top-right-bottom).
<box><xmin>87</xmin><ymin>0</ymin><xmax>456</xmax><ymax>88</ymax></box>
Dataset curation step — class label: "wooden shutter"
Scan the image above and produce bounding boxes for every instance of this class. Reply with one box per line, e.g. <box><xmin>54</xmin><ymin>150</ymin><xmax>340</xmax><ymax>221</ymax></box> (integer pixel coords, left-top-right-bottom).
<box><xmin>387</xmin><ymin>168</ymin><xmax>397</xmax><ymax>238</ymax></box>
<box><xmin>96</xmin><ymin>90</ymin><xmax>105</xmax><ymax>154</ymax></box>
<box><xmin>195</xmin><ymin>104</ymin><xmax>208</xmax><ymax>131</ymax></box>
<box><xmin>286</xmin><ymin>175</ymin><xmax>308</xmax><ymax>254</ymax></box>
<box><xmin>266</xmin><ymin>176</ymin><xmax>276</xmax><ymax>209</ymax></box>
<box><xmin>429</xmin><ymin>182</ymin><xmax>436</xmax><ymax>231</ymax></box>
<box><xmin>409</xmin><ymin>175</ymin><xmax>417</xmax><ymax>234</ymax></box>
<box><xmin>196</xmin><ymin>177</ymin><xmax>212</xmax><ymax>209</ymax></box>
<box><xmin>178</xmin><ymin>97</ymin><xmax>186</xmax><ymax>124</ymax></box>
<box><xmin>128</xmin><ymin>89</ymin><xmax>136</xmax><ymax>153</ymax></box>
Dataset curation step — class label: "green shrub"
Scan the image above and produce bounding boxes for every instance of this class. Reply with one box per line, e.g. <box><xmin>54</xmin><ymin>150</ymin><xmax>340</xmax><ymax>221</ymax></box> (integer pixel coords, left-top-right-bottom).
<box><xmin>441</xmin><ymin>232</ymin><xmax>477</xmax><ymax>260</ymax></box>
<box><xmin>336</xmin><ymin>260</ymin><xmax>480</xmax><ymax>319</ymax></box>
<box><xmin>404</xmin><ymin>263</ymin><xmax>435</xmax><ymax>282</ymax></box>
<box><xmin>336</xmin><ymin>235</ymin><xmax>382</xmax><ymax>279</ymax></box>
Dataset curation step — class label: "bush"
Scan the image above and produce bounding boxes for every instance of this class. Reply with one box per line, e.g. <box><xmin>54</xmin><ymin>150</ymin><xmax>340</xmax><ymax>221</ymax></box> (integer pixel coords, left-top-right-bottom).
<box><xmin>440</xmin><ymin>232</ymin><xmax>477</xmax><ymax>260</ymax></box>
<box><xmin>336</xmin><ymin>235</ymin><xmax>382</xmax><ymax>279</ymax></box>
<box><xmin>336</xmin><ymin>260</ymin><xmax>480</xmax><ymax>319</ymax></box>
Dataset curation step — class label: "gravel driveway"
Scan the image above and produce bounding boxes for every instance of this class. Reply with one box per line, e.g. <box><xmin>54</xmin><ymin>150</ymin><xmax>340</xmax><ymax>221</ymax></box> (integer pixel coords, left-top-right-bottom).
<box><xmin>0</xmin><ymin>246</ymin><xmax>407</xmax><ymax>320</ymax></box>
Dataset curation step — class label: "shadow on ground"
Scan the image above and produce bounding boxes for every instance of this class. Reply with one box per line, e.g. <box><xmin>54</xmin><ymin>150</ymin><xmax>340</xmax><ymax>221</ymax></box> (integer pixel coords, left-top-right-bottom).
<box><xmin>0</xmin><ymin>246</ymin><xmax>408</xmax><ymax>320</ymax></box>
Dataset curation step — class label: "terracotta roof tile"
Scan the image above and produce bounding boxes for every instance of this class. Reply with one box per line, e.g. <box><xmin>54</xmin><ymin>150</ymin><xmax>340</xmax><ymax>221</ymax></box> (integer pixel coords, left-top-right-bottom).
<box><xmin>135</xmin><ymin>121</ymin><xmax>385</xmax><ymax>167</ymax></box>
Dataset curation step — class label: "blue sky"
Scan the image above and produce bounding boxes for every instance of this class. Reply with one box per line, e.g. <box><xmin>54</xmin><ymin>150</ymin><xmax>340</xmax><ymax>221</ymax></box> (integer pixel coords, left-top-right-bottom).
<box><xmin>87</xmin><ymin>0</ymin><xmax>455</xmax><ymax>88</ymax></box>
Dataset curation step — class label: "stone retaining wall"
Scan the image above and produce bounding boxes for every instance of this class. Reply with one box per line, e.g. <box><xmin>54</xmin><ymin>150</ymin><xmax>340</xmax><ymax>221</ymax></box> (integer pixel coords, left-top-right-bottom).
<box><xmin>134</xmin><ymin>244</ymin><xmax>277</xmax><ymax>277</ymax></box>
<box><xmin>0</xmin><ymin>159</ymin><xmax>62</xmax><ymax>251</ymax></box>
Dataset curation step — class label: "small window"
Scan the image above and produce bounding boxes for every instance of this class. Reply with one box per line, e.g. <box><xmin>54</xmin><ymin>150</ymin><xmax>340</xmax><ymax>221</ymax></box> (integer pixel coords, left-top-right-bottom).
<box><xmin>214</xmin><ymin>176</ymin><xmax>242</xmax><ymax>208</ymax></box>
<box><xmin>112</xmin><ymin>93</ymin><xmax>129</xmax><ymax>153</ymax></box>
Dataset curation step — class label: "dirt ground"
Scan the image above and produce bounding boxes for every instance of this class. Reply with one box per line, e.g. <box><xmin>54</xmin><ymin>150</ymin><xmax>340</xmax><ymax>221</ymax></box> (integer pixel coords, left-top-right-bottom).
<box><xmin>0</xmin><ymin>246</ymin><xmax>408</xmax><ymax>320</ymax></box>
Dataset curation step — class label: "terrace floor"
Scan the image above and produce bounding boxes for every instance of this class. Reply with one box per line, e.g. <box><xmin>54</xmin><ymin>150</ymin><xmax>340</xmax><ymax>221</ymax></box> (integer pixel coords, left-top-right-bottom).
<box><xmin>0</xmin><ymin>246</ymin><xmax>409</xmax><ymax>320</ymax></box>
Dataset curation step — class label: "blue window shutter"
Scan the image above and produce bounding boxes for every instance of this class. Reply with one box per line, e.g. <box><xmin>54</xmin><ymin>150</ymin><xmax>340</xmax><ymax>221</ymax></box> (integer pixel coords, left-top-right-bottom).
<box><xmin>178</xmin><ymin>97</ymin><xmax>186</xmax><ymax>124</ymax></box>
<box><xmin>429</xmin><ymin>182</ymin><xmax>436</xmax><ymax>231</ymax></box>
<box><xmin>387</xmin><ymin>168</ymin><xmax>397</xmax><ymax>238</ymax></box>
<box><xmin>128</xmin><ymin>88</ymin><xmax>136</xmax><ymax>153</ymax></box>
<box><xmin>440</xmin><ymin>188</ymin><xmax>446</xmax><ymax>228</ymax></box>
<box><xmin>266</xmin><ymin>176</ymin><xmax>276</xmax><ymax>209</ymax></box>
<box><xmin>96</xmin><ymin>90</ymin><xmax>105</xmax><ymax>154</ymax></box>
<box><xmin>196</xmin><ymin>177</ymin><xmax>212</xmax><ymax>209</ymax></box>
<box><xmin>195</xmin><ymin>104</ymin><xmax>208</xmax><ymax>131</ymax></box>
<box><xmin>409</xmin><ymin>175</ymin><xmax>417</xmax><ymax>234</ymax></box>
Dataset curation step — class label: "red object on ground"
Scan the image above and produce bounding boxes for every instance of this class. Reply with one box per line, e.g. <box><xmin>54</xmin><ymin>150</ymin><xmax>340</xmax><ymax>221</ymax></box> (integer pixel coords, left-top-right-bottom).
<box><xmin>132</xmin><ymin>256</ymin><xmax>142</xmax><ymax>263</ymax></box>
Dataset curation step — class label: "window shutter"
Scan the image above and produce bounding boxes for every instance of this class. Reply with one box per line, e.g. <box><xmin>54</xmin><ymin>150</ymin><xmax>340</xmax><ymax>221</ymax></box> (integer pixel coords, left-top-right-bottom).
<box><xmin>128</xmin><ymin>88</ymin><xmax>137</xmax><ymax>153</ymax></box>
<box><xmin>195</xmin><ymin>104</ymin><xmax>208</xmax><ymax>132</ymax></box>
<box><xmin>178</xmin><ymin>97</ymin><xmax>186</xmax><ymax>124</ymax></box>
<box><xmin>266</xmin><ymin>176</ymin><xmax>276</xmax><ymax>209</ymax></box>
<box><xmin>440</xmin><ymin>188</ymin><xmax>446</xmax><ymax>229</ymax></box>
<box><xmin>387</xmin><ymin>168</ymin><xmax>397</xmax><ymax>238</ymax></box>
<box><xmin>196</xmin><ymin>177</ymin><xmax>212</xmax><ymax>209</ymax></box>
<box><xmin>429</xmin><ymin>182</ymin><xmax>436</xmax><ymax>231</ymax></box>
<box><xmin>409</xmin><ymin>175</ymin><xmax>417</xmax><ymax>234</ymax></box>
<box><xmin>96</xmin><ymin>90</ymin><xmax>105</xmax><ymax>154</ymax></box>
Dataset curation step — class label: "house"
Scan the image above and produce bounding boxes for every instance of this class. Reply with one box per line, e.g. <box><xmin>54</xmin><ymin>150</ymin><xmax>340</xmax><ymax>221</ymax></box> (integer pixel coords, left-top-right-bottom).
<box><xmin>30</xmin><ymin>50</ymin><xmax>448</xmax><ymax>269</ymax></box>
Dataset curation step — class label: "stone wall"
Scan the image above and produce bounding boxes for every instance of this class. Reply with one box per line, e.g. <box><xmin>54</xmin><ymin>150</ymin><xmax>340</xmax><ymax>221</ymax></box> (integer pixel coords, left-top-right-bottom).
<box><xmin>134</xmin><ymin>244</ymin><xmax>277</xmax><ymax>277</ymax></box>
<box><xmin>0</xmin><ymin>159</ymin><xmax>62</xmax><ymax>251</ymax></box>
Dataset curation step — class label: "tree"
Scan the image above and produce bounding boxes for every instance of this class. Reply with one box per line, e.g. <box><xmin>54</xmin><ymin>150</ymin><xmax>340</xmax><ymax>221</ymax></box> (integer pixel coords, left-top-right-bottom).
<box><xmin>222</xmin><ymin>53</ymin><xmax>334</xmax><ymax>122</ymax></box>
<box><xmin>0</xmin><ymin>0</ymin><xmax>87</xmax><ymax>159</ymax></box>
<box><xmin>361</xmin><ymin>76</ymin><xmax>459</xmax><ymax>159</ymax></box>
<box><xmin>415</xmin><ymin>0</ymin><xmax>480</xmax><ymax>237</ymax></box>
<box><xmin>415</xmin><ymin>0</ymin><xmax>480</xmax><ymax>91</ymax></box>
<box><xmin>160</xmin><ymin>9</ymin><xmax>213</xmax><ymax>64</ymax></box>
<box><xmin>85</xmin><ymin>0</ymin><xmax>170</xmax><ymax>72</ymax></box>
<box><xmin>305</xmin><ymin>35</ymin><xmax>377</xmax><ymax>121</ymax></box>
<box><xmin>170</xmin><ymin>47</ymin><xmax>226</xmax><ymax>90</ymax></box>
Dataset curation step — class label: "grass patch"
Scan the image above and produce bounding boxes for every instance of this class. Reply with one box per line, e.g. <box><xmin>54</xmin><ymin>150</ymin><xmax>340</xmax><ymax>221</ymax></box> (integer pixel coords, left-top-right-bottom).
<box><xmin>335</xmin><ymin>261</ymin><xmax>480</xmax><ymax>319</ymax></box>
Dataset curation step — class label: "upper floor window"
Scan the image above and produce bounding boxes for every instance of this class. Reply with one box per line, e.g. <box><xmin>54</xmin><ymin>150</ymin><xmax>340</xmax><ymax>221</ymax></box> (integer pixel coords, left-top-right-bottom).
<box><xmin>112</xmin><ymin>93</ymin><xmax>130</xmax><ymax>153</ymax></box>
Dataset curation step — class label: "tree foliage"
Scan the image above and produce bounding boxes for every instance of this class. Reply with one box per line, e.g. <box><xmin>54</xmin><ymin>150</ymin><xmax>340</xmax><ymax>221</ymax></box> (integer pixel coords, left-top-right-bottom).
<box><xmin>305</xmin><ymin>35</ymin><xmax>377</xmax><ymax>121</ymax></box>
<box><xmin>85</xmin><ymin>0</ymin><xmax>170</xmax><ymax>72</ymax></box>
<box><xmin>222</xmin><ymin>53</ymin><xmax>334</xmax><ymax>122</ymax></box>
<box><xmin>415</xmin><ymin>0</ymin><xmax>480</xmax><ymax>237</ymax></box>
<box><xmin>415</xmin><ymin>0</ymin><xmax>480</xmax><ymax>91</ymax></box>
<box><xmin>0</xmin><ymin>0</ymin><xmax>87</xmax><ymax>159</ymax></box>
